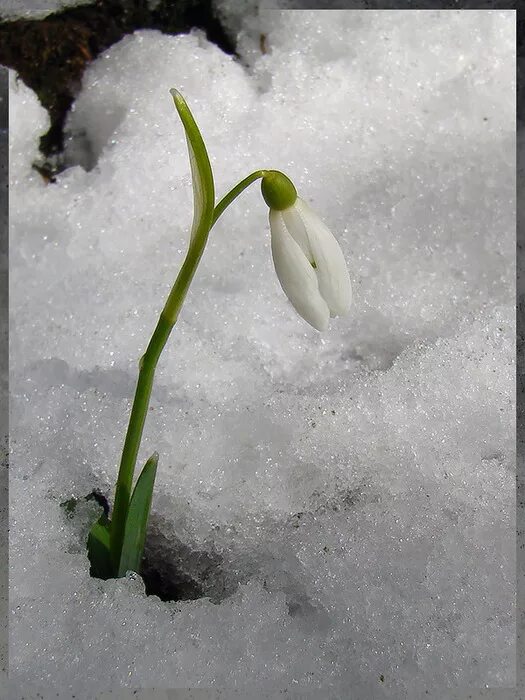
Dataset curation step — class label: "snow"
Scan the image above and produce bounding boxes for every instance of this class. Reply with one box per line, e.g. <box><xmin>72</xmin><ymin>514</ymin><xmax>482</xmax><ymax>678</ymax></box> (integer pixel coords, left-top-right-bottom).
<box><xmin>9</xmin><ymin>8</ymin><xmax>515</xmax><ymax>697</ymax></box>
<box><xmin>0</xmin><ymin>0</ymin><xmax>91</xmax><ymax>20</ymax></box>
<box><xmin>0</xmin><ymin>68</ymin><xmax>7</xmax><ymax>685</ymax></box>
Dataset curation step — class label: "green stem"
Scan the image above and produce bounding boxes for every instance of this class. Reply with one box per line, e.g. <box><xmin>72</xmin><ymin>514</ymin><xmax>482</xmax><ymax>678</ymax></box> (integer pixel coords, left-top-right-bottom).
<box><xmin>109</xmin><ymin>169</ymin><xmax>268</xmax><ymax>572</ymax></box>
<box><xmin>211</xmin><ymin>170</ymin><xmax>267</xmax><ymax>227</ymax></box>
<box><xmin>110</xmin><ymin>215</ymin><xmax>213</xmax><ymax>571</ymax></box>
<box><xmin>110</xmin><ymin>315</ymin><xmax>171</xmax><ymax>570</ymax></box>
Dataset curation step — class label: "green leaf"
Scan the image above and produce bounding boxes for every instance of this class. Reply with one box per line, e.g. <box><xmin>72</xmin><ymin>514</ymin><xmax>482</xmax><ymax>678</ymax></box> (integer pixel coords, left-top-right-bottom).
<box><xmin>170</xmin><ymin>89</ymin><xmax>215</xmax><ymax>244</ymax></box>
<box><xmin>87</xmin><ymin>514</ymin><xmax>113</xmax><ymax>579</ymax></box>
<box><xmin>117</xmin><ymin>452</ymin><xmax>158</xmax><ymax>577</ymax></box>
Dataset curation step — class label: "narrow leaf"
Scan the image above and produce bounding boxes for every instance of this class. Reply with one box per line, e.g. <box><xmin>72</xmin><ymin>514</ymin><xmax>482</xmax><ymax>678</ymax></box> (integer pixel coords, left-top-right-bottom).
<box><xmin>87</xmin><ymin>514</ymin><xmax>113</xmax><ymax>579</ymax></box>
<box><xmin>170</xmin><ymin>89</ymin><xmax>215</xmax><ymax>243</ymax></box>
<box><xmin>117</xmin><ymin>452</ymin><xmax>158</xmax><ymax>577</ymax></box>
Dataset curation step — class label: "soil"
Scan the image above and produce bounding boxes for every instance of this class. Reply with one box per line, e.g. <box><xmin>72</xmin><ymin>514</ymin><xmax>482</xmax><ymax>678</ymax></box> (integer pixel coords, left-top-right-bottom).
<box><xmin>0</xmin><ymin>0</ymin><xmax>236</xmax><ymax>178</ymax></box>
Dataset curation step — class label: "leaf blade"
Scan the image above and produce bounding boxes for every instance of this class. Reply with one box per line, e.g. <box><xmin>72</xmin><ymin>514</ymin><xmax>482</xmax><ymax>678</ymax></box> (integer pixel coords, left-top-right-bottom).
<box><xmin>87</xmin><ymin>514</ymin><xmax>113</xmax><ymax>579</ymax></box>
<box><xmin>170</xmin><ymin>88</ymin><xmax>215</xmax><ymax>244</ymax></box>
<box><xmin>117</xmin><ymin>452</ymin><xmax>159</xmax><ymax>577</ymax></box>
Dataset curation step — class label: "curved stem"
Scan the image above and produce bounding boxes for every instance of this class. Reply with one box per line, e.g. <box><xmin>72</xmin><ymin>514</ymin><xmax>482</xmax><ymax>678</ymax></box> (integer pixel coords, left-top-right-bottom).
<box><xmin>211</xmin><ymin>170</ymin><xmax>267</xmax><ymax>227</ymax></box>
<box><xmin>110</xmin><ymin>211</ymin><xmax>213</xmax><ymax>571</ymax></box>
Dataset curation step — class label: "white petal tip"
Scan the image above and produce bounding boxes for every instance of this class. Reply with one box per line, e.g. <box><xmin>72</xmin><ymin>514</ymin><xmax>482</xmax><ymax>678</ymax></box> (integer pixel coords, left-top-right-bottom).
<box><xmin>301</xmin><ymin>306</ymin><xmax>330</xmax><ymax>332</ymax></box>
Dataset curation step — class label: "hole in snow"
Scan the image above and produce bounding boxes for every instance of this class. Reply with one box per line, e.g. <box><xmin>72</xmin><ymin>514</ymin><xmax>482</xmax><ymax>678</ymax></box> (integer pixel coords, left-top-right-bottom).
<box><xmin>137</xmin><ymin>520</ymin><xmax>239</xmax><ymax>603</ymax></box>
<box><xmin>85</xmin><ymin>511</ymin><xmax>238</xmax><ymax>603</ymax></box>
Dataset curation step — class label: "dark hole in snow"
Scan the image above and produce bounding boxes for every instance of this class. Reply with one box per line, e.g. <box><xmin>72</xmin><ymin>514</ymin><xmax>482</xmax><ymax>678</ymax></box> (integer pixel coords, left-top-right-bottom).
<box><xmin>140</xmin><ymin>552</ymin><xmax>207</xmax><ymax>602</ymax></box>
<box><xmin>80</xmin><ymin>487</ymin><xmax>235</xmax><ymax>602</ymax></box>
<box><xmin>137</xmin><ymin>521</ymin><xmax>238</xmax><ymax>603</ymax></box>
<box><xmin>85</xmin><ymin>489</ymin><xmax>110</xmax><ymax>517</ymax></box>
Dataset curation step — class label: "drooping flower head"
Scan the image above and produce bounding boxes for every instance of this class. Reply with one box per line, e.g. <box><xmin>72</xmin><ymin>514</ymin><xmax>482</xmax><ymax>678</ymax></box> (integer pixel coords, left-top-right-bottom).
<box><xmin>261</xmin><ymin>171</ymin><xmax>352</xmax><ymax>331</ymax></box>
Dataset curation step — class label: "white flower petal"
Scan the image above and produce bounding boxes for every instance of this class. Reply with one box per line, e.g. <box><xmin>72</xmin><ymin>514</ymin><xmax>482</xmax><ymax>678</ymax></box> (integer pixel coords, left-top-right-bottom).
<box><xmin>269</xmin><ymin>209</ymin><xmax>330</xmax><ymax>331</ymax></box>
<box><xmin>293</xmin><ymin>198</ymin><xmax>352</xmax><ymax>317</ymax></box>
<box><xmin>281</xmin><ymin>205</ymin><xmax>313</xmax><ymax>262</ymax></box>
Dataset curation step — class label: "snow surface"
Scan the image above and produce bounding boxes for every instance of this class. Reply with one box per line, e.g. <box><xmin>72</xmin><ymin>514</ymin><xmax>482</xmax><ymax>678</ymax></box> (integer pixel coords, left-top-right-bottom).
<box><xmin>9</xmin><ymin>8</ymin><xmax>515</xmax><ymax>697</ymax></box>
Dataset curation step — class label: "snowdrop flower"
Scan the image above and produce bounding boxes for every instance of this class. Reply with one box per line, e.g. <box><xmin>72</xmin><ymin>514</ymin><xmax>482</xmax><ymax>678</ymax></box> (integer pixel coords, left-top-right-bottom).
<box><xmin>261</xmin><ymin>171</ymin><xmax>352</xmax><ymax>331</ymax></box>
<box><xmin>91</xmin><ymin>89</ymin><xmax>355</xmax><ymax>583</ymax></box>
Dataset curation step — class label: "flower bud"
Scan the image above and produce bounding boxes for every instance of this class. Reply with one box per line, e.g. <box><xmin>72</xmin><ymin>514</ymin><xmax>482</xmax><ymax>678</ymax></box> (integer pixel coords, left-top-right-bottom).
<box><xmin>261</xmin><ymin>171</ymin><xmax>298</xmax><ymax>211</ymax></box>
<box><xmin>265</xmin><ymin>188</ymin><xmax>352</xmax><ymax>331</ymax></box>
